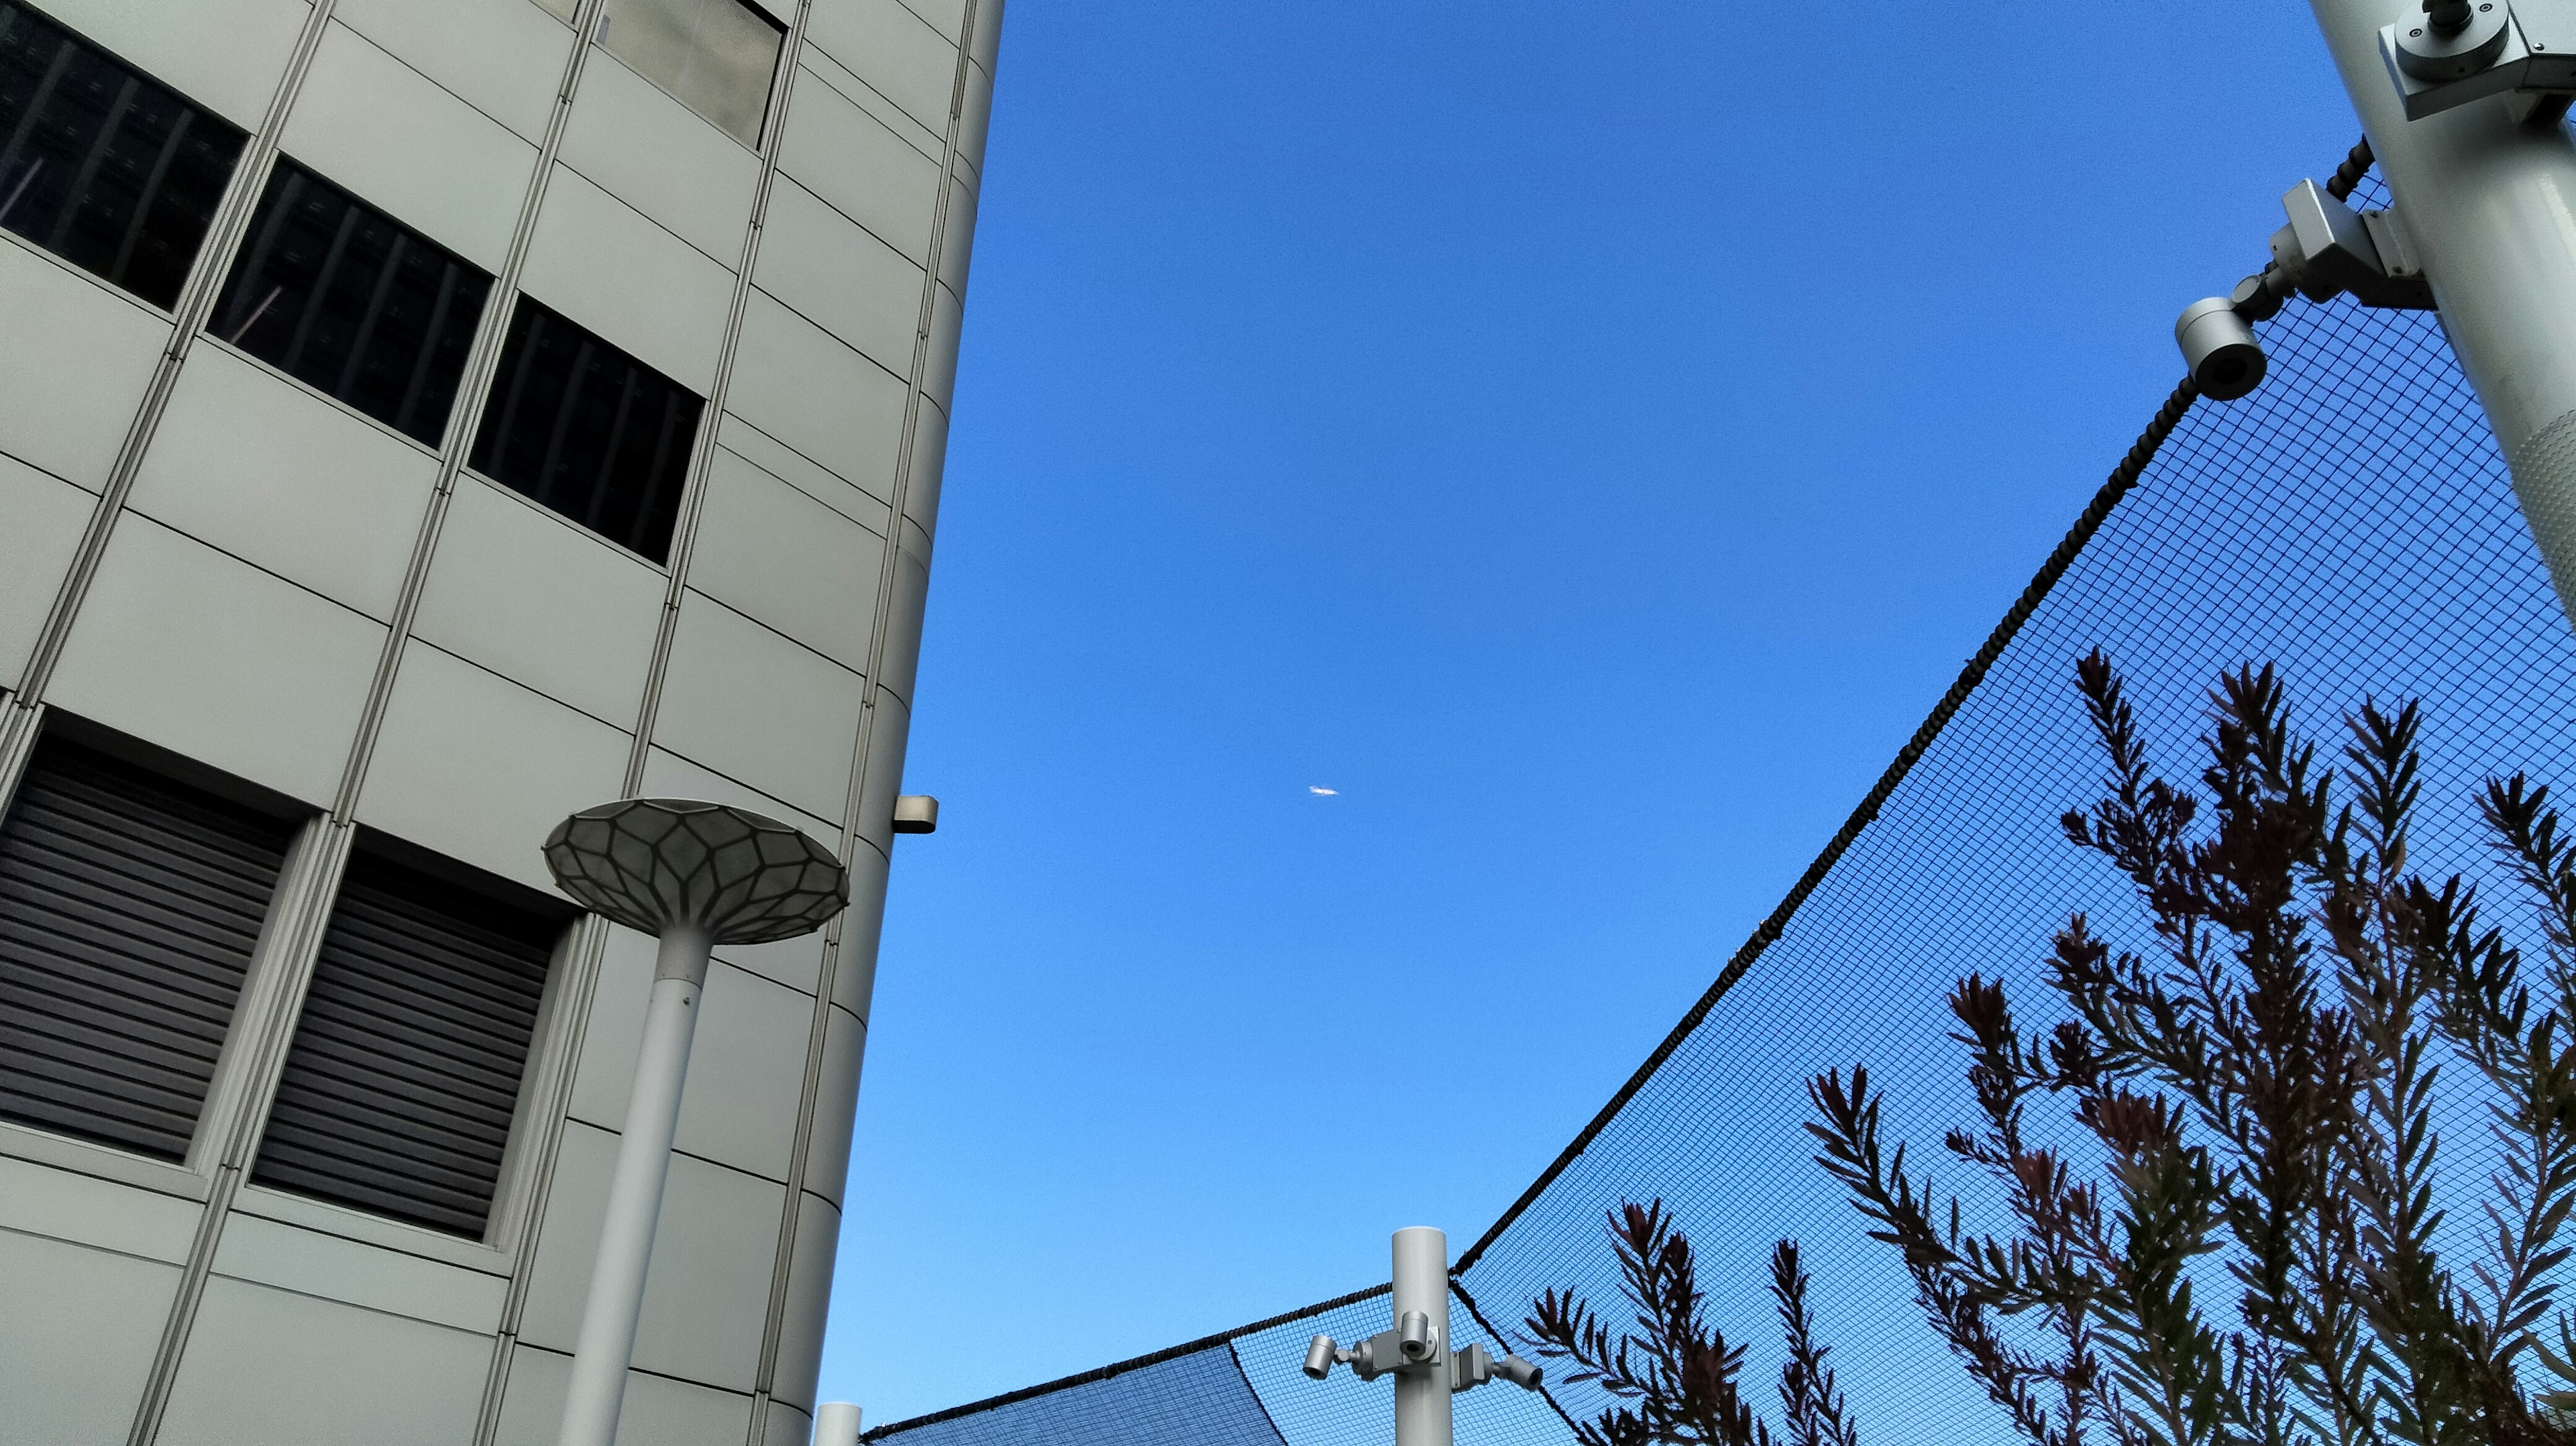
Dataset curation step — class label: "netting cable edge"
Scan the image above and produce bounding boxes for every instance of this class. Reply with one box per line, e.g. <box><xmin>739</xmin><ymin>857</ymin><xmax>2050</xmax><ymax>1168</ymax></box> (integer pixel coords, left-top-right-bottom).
<box><xmin>863</xmin><ymin>1282</ymin><xmax>1394</xmax><ymax>1439</ymax></box>
<box><xmin>1451</xmin><ymin>376</ymin><xmax>2204</xmax><ymax>1276</ymax></box>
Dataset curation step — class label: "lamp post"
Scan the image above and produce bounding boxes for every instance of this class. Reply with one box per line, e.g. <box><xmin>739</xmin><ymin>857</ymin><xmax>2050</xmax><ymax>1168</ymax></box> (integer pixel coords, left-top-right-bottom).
<box><xmin>541</xmin><ymin>799</ymin><xmax>850</xmax><ymax>1446</ymax></box>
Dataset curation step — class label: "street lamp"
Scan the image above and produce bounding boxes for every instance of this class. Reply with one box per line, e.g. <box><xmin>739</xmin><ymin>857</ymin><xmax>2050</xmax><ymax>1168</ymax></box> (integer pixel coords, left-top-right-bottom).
<box><xmin>542</xmin><ymin>799</ymin><xmax>850</xmax><ymax>1446</ymax></box>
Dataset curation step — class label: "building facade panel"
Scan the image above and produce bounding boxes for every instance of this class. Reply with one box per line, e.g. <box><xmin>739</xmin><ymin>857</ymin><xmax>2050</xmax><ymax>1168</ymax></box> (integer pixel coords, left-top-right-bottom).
<box><xmin>515</xmin><ymin>1121</ymin><xmax>786</xmax><ymax>1392</ymax></box>
<box><xmin>0</xmin><ymin>1231</ymin><xmax>180</xmax><ymax>1446</ymax></box>
<box><xmin>774</xmin><ymin>72</ymin><xmax>942</xmax><ymax>266</ymax></box>
<box><xmin>0</xmin><ymin>239</ymin><xmax>169</xmax><ymax>491</ymax></box>
<box><xmin>714</xmin><ymin>928</ymin><xmax>829</xmax><ymax>997</ymax></box>
<box><xmin>208</xmin><ymin>1212</ymin><xmax>510</xmax><ymax>1335</ymax></box>
<box><xmin>45</xmin><ymin>518</ymin><xmax>386</xmax><ymax>806</ymax></box>
<box><xmin>716</xmin><ymin>415</ymin><xmax>894</xmax><ymax>523</ymax></box>
<box><xmin>158</xmin><ymin>1277</ymin><xmax>493</xmax><ymax>1446</ymax></box>
<box><xmin>904</xmin><ymin>397</ymin><xmax>949</xmax><ymax>545</ymax></box>
<box><xmin>686</xmin><ymin>444</ymin><xmax>888</xmax><ymax>671</ymax></box>
<box><xmin>354</xmin><ymin>641</ymin><xmax>634</xmax><ymax>892</ymax></box>
<box><xmin>408</xmin><ymin>480</ymin><xmax>668</xmax><ymax>728</ymax></box>
<box><xmin>280</xmin><ymin>22</ymin><xmax>541</xmax><ymax>273</ymax></box>
<box><xmin>827</xmin><ymin>842</ymin><xmax>892</xmax><ymax>1021</ymax></box>
<box><xmin>767</xmin><ymin>1190</ymin><xmax>843</xmax><ymax>1411</ymax></box>
<box><xmin>635</xmin><ymin>744</ymin><xmax>841</xmax><ymax>850</ymax></box>
<box><xmin>0</xmin><ymin>1154</ymin><xmax>201</xmax><ymax>1262</ymax></box>
<box><xmin>799</xmin><ymin>1006</ymin><xmax>868</xmax><ymax>1208</ymax></box>
<box><xmin>651</xmin><ymin>591</ymin><xmax>869</xmax><ymax>820</ymax></box>
<box><xmin>753</xmin><ymin>174</ymin><xmax>924</xmax><ymax>374</ymax></box>
<box><xmin>569</xmin><ymin>934</ymin><xmax>812</xmax><ymax>1183</ymax></box>
<box><xmin>519</xmin><ymin>164</ymin><xmax>737</xmax><ymax>396</ymax></box>
<box><xmin>804</xmin><ymin>0</ymin><xmax>956</xmax><ymax>138</ymax></box>
<box><xmin>125</xmin><ymin>347</ymin><xmax>441</xmax><ymax>623</ymax></box>
<box><xmin>0</xmin><ymin>457</ymin><xmax>95</xmax><ymax>682</ymax></box>
<box><xmin>725</xmin><ymin>289</ymin><xmax>910</xmax><ymax>494</ymax></box>
<box><xmin>489</xmin><ymin>1347</ymin><xmax>761</xmax><ymax>1446</ymax></box>
<box><xmin>556</xmin><ymin>50</ymin><xmax>761</xmax><ymax>265</ymax></box>
<box><xmin>627</xmin><ymin>1151</ymin><xmax>790</xmax><ymax>1390</ymax></box>
<box><xmin>795</xmin><ymin>46</ymin><xmax>941</xmax><ymax>162</ymax></box>
<box><xmin>332</xmin><ymin>0</ymin><xmax>574</xmax><ymax>144</ymax></box>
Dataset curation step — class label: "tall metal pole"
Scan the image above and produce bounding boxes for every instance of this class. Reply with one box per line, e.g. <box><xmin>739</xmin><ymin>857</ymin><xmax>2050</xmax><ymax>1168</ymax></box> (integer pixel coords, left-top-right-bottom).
<box><xmin>2309</xmin><ymin>0</ymin><xmax>2576</xmax><ymax>616</ymax></box>
<box><xmin>556</xmin><ymin>922</ymin><xmax>713</xmax><ymax>1446</ymax></box>
<box><xmin>1391</xmin><ymin>1227</ymin><xmax>1453</xmax><ymax>1446</ymax></box>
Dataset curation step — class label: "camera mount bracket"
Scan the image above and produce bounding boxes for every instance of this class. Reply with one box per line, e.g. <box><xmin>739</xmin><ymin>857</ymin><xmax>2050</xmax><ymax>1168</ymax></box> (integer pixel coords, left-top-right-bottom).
<box><xmin>2175</xmin><ymin>176</ymin><xmax>2436</xmax><ymax>401</ymax></box>
<box><xmin>1299</xmin><ymin>1228</ymin><xmax>1542</xmax><ymax>1446</ymax></box>
<box><xmin>2379</xmin><ymin>0</ymin><xmax>2576</xmax><ymax>121</ymax></box>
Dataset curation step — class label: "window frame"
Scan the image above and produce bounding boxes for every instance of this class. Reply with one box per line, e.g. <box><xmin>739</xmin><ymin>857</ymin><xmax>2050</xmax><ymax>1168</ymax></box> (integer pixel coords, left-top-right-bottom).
<box><xmin>0</xmin><ymin>712</ymin><xmax>594</xmax><ymax>1269</ymax></box>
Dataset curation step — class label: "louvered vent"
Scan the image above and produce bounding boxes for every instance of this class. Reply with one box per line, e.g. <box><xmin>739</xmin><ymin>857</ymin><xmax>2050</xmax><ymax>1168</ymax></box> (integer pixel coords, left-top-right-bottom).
<box><xmin>0</xmin><ymin>738</ymin><xmax>294</xmax><ymax>1159</ymax></box>
<box><xmin>252</xmin><ymin>852</ymin><xmax>562</xmax><ymax>1237</ymax></box>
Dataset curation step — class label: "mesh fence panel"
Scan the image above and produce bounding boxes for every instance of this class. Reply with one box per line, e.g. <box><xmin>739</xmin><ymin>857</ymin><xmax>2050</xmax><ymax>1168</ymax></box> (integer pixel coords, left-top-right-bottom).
<box><xmin>871</xmin><ymin>170</ymin><xmax>2576</xmax><ymax>1444</ymax></box>
<box><xmin>869</xmin><ymin>1342</ymin><xmax>1292</xmax><ymax>1445</ymax></box>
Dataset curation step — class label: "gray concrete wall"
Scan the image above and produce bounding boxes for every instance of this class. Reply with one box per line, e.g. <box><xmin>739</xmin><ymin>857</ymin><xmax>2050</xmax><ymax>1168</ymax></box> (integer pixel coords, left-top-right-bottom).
<box><xmin>0</xmin><ymin>0</ymin><xmax>1000</xmax><ymax>1440</ymax></box>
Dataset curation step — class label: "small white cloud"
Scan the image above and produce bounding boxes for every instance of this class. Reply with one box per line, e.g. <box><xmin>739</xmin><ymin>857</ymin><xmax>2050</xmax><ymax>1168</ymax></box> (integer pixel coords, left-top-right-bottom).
<box><xmin>1308</xmin><ymin>786</ymin><xmax>1338</xmax><ymax>796</ymax></box>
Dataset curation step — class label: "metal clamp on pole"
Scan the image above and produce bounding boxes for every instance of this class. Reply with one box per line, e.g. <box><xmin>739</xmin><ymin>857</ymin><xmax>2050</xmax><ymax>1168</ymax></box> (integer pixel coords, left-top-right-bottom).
<box><xmin>1301</xmin><ymin>1227</ymin><xmax>1544</xmax><ymax>1446</ymax></box>
<box><xmin>2379</xmin><ymin>0</ymin><xmax>2576</xmax><ymax>123</ymax></box>
<box><xmin>2175</xmin><ymin>171</ymin><xmax>2436</xmax><ymax>401</ymax></box>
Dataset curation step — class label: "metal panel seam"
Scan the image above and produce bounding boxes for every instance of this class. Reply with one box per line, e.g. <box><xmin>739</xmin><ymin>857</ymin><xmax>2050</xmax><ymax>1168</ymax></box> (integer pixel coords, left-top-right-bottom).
<box><xmin>123</xmin><ymin>814</ymin><xmax>356</xmax><ymax>1446</ymax></box>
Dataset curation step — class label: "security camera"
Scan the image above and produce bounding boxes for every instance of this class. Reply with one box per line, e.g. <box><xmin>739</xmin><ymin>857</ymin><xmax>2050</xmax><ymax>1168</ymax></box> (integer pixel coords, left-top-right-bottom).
<box><xmin>2175</xmin><ymin>297</ymin><xmax>2266</xmax><ymax>401</ymax></box>
<box><xmin>1496</xmin><ymin>1354</ymin><xmax>1544</xmax><ymax>1391</ymax></box>
<box><xmin>1303</xmin><ymin>1335</ymin><xmax>1338</xmax><ymax>1381</ymax></box>
<box><xmin>1397</xmin><ymin>1311</ymin><xmax>1433</xmax><ymax>1361</ymax></box>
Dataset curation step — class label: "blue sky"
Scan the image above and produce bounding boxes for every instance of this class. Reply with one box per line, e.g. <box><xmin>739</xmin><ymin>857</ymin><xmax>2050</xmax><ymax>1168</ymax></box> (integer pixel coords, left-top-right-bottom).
<box><xmin>819</xmin><ymin>1</ymin><xmax>2365</xmax><ymax>1425</ymax></box>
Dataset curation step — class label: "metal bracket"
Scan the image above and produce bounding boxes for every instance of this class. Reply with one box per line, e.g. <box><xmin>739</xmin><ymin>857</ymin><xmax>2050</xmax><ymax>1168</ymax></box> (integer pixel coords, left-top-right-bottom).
<box><xmin>2174</xmin><ymin>176</ymin><xmax>2436</xmax><ymax>401</ymax></box>
<box><xmin>2275</xmin><ymin>180</ymin><xmax>2435</xmax><ymax>311</ymax></box>
<box><xmin>1305</xmin><ymin>1330</ymin><xmax>1543</xmax><ymax>1396</ymax></box>
<box><xmin>2381</xmin><ymin>0</ymin><xmax>2576</xmax><ymax>119</ymax></box>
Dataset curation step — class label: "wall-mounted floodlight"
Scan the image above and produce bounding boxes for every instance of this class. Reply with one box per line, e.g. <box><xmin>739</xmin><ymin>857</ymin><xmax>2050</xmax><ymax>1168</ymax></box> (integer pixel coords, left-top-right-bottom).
<box><xmin>893</xmin><ymin>795</ymin><xmax>939</xmax><ymax>834</ymax></box>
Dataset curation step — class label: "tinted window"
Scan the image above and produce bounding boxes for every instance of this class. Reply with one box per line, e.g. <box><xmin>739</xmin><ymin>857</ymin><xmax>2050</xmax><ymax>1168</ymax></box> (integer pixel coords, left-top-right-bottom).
<box><xmin>210</xmin><ymin>160</ymin><xmax>492</xmax><ymax>447</ymax></box>
<box><xmin>602</xmin><ymin>0</ymin><xmax>784</xmax><ymax>147</ymax></box>
<box><xmin>0</xmin><ymin>0</ymin><xmax>248</xmax><ymax>307</ymax></box>
<box><xmin>472</xmin><ymin>297</ymin><xmax>703</xmax><ymax>563</ymax></box>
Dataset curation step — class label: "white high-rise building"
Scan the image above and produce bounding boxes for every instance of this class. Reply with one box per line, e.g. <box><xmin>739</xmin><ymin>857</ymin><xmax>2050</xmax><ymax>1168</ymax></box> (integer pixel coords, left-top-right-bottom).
<box><xmin>0</xmin><ymin>0</ymin><xmax>998</xmax><ymax>1441</ymax></box>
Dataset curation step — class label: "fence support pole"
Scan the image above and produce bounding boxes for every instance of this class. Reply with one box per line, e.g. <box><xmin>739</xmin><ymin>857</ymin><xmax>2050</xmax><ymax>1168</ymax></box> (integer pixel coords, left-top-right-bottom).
<box><xmin>1391</xmin><ymin>1227</ymin><xmax>1454</xmax><ymax>1446</ymax></box>
<box><xmin>2309</xmin><ymin>0</ymin><xmax>2576</xmax><ymax>620</ymax></box>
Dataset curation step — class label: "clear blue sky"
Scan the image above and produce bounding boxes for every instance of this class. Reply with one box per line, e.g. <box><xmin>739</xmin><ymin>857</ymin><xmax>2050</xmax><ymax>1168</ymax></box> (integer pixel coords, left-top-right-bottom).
<box><xmin>820</xmin><ymin>2</ymin><xmax>2361</xmax><ymax>1424</ymax></box>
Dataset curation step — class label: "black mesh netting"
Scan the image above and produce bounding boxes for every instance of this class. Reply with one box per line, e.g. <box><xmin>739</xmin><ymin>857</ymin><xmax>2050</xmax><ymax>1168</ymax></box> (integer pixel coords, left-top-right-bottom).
<box><xmin>870</xmin><ymin>170</ymin><xmax>2576</xmax><ymax>1444</ymax></box>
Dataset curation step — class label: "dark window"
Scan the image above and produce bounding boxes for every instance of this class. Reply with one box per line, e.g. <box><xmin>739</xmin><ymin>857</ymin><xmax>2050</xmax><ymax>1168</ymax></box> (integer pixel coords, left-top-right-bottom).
<box><xmin>210</xmin><ymin>160</ymin><xmax>492</xmax><ymax>448</ymax></box>
<box><xmin>472</xmin><ymin>297</ymin><xmax>703</xmax><ymax>563</ymax></box>
<box><xmin>0</xmin><ymin>738</ymin><xmax>294</xmax><ymax>1160</ymax></box>
<box><xmin>0</xmin><ymin>0</ymin><xmax>248</xmax><ymax>307</ymax></box>
<box><xmin>253</xmin><ymin>851</ymin><xmax>564</xmax><ymax>1237</ymax></box>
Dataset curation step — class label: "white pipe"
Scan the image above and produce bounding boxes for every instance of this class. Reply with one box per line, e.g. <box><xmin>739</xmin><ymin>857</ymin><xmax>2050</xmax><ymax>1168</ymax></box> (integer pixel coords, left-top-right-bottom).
<box><xmin>2309</xmin><ymin>0</ymin><xmax>2576</xmax><ymax>618</ymax></box>
<box><xmin>1391</xmin><ymin>1227</ymin><xmax>1452</xmax><ymax>1446</ymax></box>
<box><xmin>814</xmin><ymin>1402</ymin><xmax>863</xmax><ymax>1446</ymax></box>
<box><xmin>556</xmin><ymin>922</ymin><xmax>715</xmax><ymax>1446</ymax></box>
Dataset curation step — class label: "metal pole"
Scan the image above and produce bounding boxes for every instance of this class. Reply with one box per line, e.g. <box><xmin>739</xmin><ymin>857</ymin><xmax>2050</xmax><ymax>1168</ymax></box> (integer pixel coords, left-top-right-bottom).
<box><xmin>1391</xmin><ymin>1227</ymin><xmax>1452</xmax><ymax>1446</ymax></box>
<box><xmin>2309</xmin><ymin>0</ymin><xmax>2576</xmax><ymax>618</ymax></box>
<box><xmin>814</xmin><ymin>1402</ymin><xmax>863</xmax><ymax>1446</ymax></box>
<box><xmin>556</xmin><ymin>921</ymin><xmax>715</xmax><ymax>1446</ymax></box>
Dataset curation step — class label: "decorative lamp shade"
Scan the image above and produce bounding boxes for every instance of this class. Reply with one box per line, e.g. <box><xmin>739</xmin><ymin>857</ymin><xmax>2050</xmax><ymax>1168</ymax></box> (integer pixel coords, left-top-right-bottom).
<box><xmin>542</xmin><ymin>799</ymin><xmax>849</xmax><ymax>945</ymax></box>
